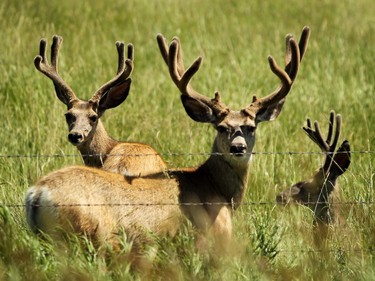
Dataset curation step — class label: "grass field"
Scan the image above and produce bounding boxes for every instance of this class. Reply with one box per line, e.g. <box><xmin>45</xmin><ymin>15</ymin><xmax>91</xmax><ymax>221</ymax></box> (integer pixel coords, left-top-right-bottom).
<box><xmin>0</xmin><ymin>0</ymin><xmax>374</xmax><ymax>280</ymax></box>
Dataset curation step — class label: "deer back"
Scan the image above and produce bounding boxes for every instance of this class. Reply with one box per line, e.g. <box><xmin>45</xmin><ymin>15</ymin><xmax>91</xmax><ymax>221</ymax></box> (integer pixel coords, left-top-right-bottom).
<box><xmin>26</xmin><ymin>166</ymin><xmax>181</xmax><ymax>244</ymax></box>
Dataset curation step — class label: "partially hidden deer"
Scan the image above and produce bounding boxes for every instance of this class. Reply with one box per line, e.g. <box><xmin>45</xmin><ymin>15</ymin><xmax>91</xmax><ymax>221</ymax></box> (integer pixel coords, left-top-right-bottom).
<box><xmin>34</xmin><ymin>36</ymin><xmax>166</xmax><ymax>176</ymax></box>
<box><xmin>26</xmin><ymin>27</ymin><xmax>310</xmax><ymax>263</ymax></box>
<box><xmin>277</xmin><ymin>111</ymin><xmax>351</xmax><ymax>241</ymax></box>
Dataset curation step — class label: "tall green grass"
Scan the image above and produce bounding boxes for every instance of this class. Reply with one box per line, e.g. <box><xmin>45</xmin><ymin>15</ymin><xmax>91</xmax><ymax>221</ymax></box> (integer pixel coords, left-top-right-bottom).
<box><xmin>0</xmin><ymin>0</ymin><xmax>374</xmax><ymax>279</ymax></box>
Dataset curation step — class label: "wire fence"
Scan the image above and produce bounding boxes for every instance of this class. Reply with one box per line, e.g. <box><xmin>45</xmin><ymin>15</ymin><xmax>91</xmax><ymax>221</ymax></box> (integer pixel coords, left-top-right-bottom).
<box><xmin>0</xmin><ymin>149</ymin><xmax>374</xmax><ymax>159</ymax></box>
<box><xmin>1</xmin><ymin>196</ymin><xmax>372</xmax><ymax>209</ymax></box>
<box><xmin>0</xmin><ymin>149</ymin><xmax>373</xmax><ymax>208</ymax></box>
<box><xmin>1</xmin><ymin>200</ymin><xmax>375</xmax><ymax>208</ymax></box>
<box><xmin>0</xmin><ymin>150</ymin><xmax>374</xmax><ymax>256</ymax></box>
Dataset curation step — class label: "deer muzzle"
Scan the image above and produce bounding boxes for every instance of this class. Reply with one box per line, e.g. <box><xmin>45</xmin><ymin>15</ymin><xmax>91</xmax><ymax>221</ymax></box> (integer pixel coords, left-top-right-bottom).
<box><xmin>230</xmin><ymin>132</ymin><xmax>247</xmax><ymax>156</ymax></box>
<box><xmin>68</xmin><ymin>132</ymin><xmax>84</xmax><ymax>145</ymax></box>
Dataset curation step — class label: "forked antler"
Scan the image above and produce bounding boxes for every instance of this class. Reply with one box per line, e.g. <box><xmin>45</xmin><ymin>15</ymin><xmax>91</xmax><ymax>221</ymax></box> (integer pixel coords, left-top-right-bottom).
<box><xmin>276</xmin><ymin>111</ymin><xmax>351</xmax><ymax>235</ymax></box>
<box><xmin>90</xmin><ymin>42</ymin><xmax>134</xmax><ymax>104</ymax></box>
<box><xmin>157</xmin><ymin>34</ymin><xmax>229</xmax><ymax>118</ymax></box>
<box><xmin>303</xmin><ymin>111</ymin><xmax>342</xmax><ymax>173</ymax></box>
<box><xmin>34</xmin><ymin>35</ymin><xmax>134</xmax><ymax>106</ymax></box>
<box><xmin>157</xmin><ymin>27</ymin><xmax>310</xmax><ymax>120</ymax></box>
<box><xmin>248</xmin><ymin>26</ymin><xmax>310</xmax><ymax>114</ymax></box>
<box><xmin>34</xmin><ymin>35</ymin><xmax>77</xmax><ymax>105</ymax></box>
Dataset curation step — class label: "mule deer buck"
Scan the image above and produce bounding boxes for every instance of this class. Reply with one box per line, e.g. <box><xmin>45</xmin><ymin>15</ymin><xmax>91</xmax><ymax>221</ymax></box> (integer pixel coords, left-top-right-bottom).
<box><xmin>26</xmin><ymin>27</ymin><xmax>310</xmax><ymax>264</ymax></box>
<box><xmin>277</xmin><ymin>111</ymin><xmax>351</xmax><ymax>240</ymax></box>
<box><xmin>34</xmin><ymin>36</ymin><xmax>166</xmax><ymax>176</ymax></box>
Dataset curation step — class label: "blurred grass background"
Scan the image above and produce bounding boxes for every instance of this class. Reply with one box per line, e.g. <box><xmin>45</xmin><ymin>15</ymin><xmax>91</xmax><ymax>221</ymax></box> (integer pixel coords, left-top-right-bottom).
<box><xmin>0</xmin><ymin>0</ymin><xmax>374</xmax><ymax>280</ymax></box>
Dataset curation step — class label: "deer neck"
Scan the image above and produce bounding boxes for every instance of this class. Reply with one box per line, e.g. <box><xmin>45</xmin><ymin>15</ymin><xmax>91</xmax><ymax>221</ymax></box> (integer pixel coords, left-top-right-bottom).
<box><xmin>199</xmin><ymin>142</ymin><xmax>251</xmax><ymax>206</ymax></box>
<box><xmin>78</xmin><ymin>120</ymin><xmax>118</xmax><ymax>167</ymax></box>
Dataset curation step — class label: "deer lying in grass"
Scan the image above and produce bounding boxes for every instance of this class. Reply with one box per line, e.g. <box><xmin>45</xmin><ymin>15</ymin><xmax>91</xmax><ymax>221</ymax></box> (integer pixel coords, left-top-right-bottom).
<box><xmin>34</xmin><ymin>36</ymin><xmax>166</xmax><ymax>176</ymax></box>
<box><xmin>277</xmin><ymin>111</ymin><xmax>351</xmax><ymax>240</ymax></box>
<box><xmin>26</xmin><ymin>27</ymin><xmax>310</xmax><ymax>264</ymax></box>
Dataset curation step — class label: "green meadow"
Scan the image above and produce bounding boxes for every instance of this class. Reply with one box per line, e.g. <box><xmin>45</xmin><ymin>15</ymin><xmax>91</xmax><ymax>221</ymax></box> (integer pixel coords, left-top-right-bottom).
<box><xmin>0</xmin><ymin>0</ymin><xmax>374</xmax><ymax>280</ymax></box>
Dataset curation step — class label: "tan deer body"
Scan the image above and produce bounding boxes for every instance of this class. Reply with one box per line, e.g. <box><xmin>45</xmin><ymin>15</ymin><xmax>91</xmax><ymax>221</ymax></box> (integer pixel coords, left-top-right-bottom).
<box><xmin>26</xmin><ymin>27</ymin><xmax>310</xmax><ymax>259</ymax></box>
<box><xmin>26</xmin><ymin>166</ymin><xmax>181</xmax><ymax>238</ymax></box>
<box><xmin>35</xmin><ymin>36</ymin><xmax>166</xmax><ymax>175</ymax></box>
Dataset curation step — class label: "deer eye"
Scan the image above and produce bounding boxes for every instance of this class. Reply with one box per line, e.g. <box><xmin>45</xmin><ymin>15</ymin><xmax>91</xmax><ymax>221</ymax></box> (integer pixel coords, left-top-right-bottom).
<box><xmin>241</xmin><ymin>126</ymin><xmax>256</xmax><ymax>134</ymax></box>
<box><xmin>89</xmin><ymin>115</ymin><xmax>98</xmax><ymax>123</ymax></box>
<box><xmin>64</xmin><ymin>113</ymin><xmax>75</xmax><ymax>123</ymax></box>
<box><xmin>217</xmin><ymin>125</ymin><xmax>229</xmax><ymax>134</ymax></box>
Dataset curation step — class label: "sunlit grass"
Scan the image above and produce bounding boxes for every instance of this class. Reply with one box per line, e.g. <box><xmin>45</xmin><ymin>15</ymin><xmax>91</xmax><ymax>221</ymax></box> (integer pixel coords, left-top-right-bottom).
<box><xmin>0</xmin><ymin>0</ymin><xmax>374</xmax><ymax>279</ymax></box>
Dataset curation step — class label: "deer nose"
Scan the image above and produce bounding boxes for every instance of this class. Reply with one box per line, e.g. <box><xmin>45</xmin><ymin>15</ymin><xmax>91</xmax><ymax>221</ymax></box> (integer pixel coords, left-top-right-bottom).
<box><xmin>230</xmin><ymin>143</ymin><xmax>247</xmax><ymax>156</ymax></box>
<box><xmin>276</xmin><ymin>194</ymin><xmax>284</xmax><ymax>204</ymax></box>
<box><xmin>68</xmin><ymin>132</ymin><xmax>83</xmax><ymax>144</ymax></box>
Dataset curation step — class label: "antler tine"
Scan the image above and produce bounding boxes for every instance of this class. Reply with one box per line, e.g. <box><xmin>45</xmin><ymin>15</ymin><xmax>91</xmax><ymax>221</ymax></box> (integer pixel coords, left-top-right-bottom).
<box><xmin>330</xmin><ymin>113</ymin><xmax>341</xmax><ymax>152</ymax></box>
<box><xmin>156</xmin><ymin>34</ymin><xmax>169</xmax><ymax>66</ymax></box>
<box><xmin>118</xmin><ymin>43</ymin><xmax>134</xmax><ymax>80</ymax></box>
<box><xmin>285</xmin><ymin>26</ymin><xmax>310</xmax><ymax>80</ymax></box>
<box><xmin>167</xmin><ymin>40</ymin><xmax>184</xmax><ymax>87</ymax></box>
<box><xmin>298</xmin><ymin>26</ymin><xmax>311</xmax><ymax>62</ymax></box>
<box><xmin>50</xmin><ymin>35</ymin><xmax>61</xmax><ymax>69</ymax></box>
<box><xmin>168</xmin><ymin>40</ymin><xmax>203</xmax><ymax>95</ymax></box>
<box><xmin>127</xmin><ymin>43</ymin><xmax>134</xmax><ymax>61</ymax></box>
<box><xmin>303</xmin><ymin>118</ymin><xmax>330</xmax><ymax>151</ymax></box>
<box><xmin>313</xmin><ymin>120</ymin><xmax>330</xmax><ymax>151</ymax></box>
<box><xmin>34</xmin><ymin>35</ymin><xmax>77</xmax><ymax>105</ymax></box>
<box><xmin>91</xmin><ymin>41</ymin><xmax>134</xmax><ymax>103</ymax></box>
<box><xmin>174</xmin><ymin>36</ymin><xmax>186</xmax><ymax>76</ymax></box>
<box><xmin>251</xmin><ymin>39</ymin><xmax>296</xmax><ymax>108</ymax></box>
<box><xmin>157</xmin><ymin>34</ymin><xmax>185</xmax><ymax>77</ymax></box>
<box><xmin>320</xmin><ymin>113</ymin><xmax>341</xmax><ymax>173</ymax></box>
<box><xmin>321</xmin><ymin>113</ymin><xmax>341</xmax><ymax>171</ymax></box>
<box><xmin>249</xmin><ymin>27</ymin><xmax>309</xmax><ymax>113</ymax></box>
<box><xmin>115</xmin><ymin>41</ymin><xmax>125</xmax><ymax>75</ymax></box>
<box><xmin>325</xmin><ymin>111</ymin><xmax>335</xmax><ymax>145</ymax></box>
<box><xmin>303</xmin><ymin>111</ymin><xmax>343</xmax><ymax>171</ymax></box>
<box><xmin>157</xmin><ymin>33</ymin><xmax>228</xmax><ymax>115</ymax></box>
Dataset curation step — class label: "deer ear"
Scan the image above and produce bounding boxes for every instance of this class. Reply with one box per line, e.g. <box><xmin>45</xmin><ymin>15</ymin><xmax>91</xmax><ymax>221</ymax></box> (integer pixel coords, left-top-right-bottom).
<box><xmin>181</xmin><ymin>95</ymin><xmax>216</xmax><ymax>123</ymax></box>
<box><xmin>98</xmin><ymin>78</ymin><xmax>131</xmax><ymax>112</ymax></box>
<box><xmin>332</xmin><ymin>140</ymin><xmax>351</xmax><ymax>176</ymax></box>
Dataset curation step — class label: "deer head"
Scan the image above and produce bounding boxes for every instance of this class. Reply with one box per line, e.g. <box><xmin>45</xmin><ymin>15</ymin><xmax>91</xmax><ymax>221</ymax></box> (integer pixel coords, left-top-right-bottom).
<box><xmin>34</xmin><ymin>36</ymin><xmax>133</xmax><ymax>146</ymax></box>
<box><xmin>157</xmin><ymin>27</ymin><xmax>310</xmax><ymax>164</ymax></box>
<box><xmin>277</xmin><ymin>111</ymin><xmax>351</xmax><ymax>225</ymax></box>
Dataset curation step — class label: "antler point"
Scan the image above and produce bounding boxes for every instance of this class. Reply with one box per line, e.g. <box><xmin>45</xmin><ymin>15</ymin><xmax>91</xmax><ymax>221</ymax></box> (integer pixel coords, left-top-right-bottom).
<box><xmin>34</xmin><ymin>55</ymin><xmax>42</xmax><ymax>62</ymax></box>
<box><xmin>303</xmin><ymin>26</ymin><xmax>311</xmax><ymax>32</ymax></box>
<box><xmin>213</xmin><ymin>91</ymin><xmax>221</xmax><ymax>101</ymax></box>
<box><xmin>285</xmin><ymin>33</ymin><xmax>293</xmax><ymax>40</ymax></box>
<box><xmin>116</xmin><ymin>41</ymin><xmax>124</xmax><ymax>47</ymax></box>
<box><xmin>156</xmin><ymin>33</ymin><xmax>166</xmax><ymax>42</ymax></box>
<box><xmin>34</xmin><ymin>56</ymin><xmax>43</xmax><ymax>70</ymax></box>
<box><xmin>52</xmin><ymin>35</ymin><xmax>63</xmax><ymax>43</ymax></box>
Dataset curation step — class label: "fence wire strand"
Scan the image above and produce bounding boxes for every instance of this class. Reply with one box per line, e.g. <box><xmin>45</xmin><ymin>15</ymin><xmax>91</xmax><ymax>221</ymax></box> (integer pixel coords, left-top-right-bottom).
<box><xmin>2</xmin><ymin>200</ymin><xmax>375</xmax><ymax>208</ymax></box>
<box><xmin>0</xmin><ymin>150</ymin><xmax>373</xmax><ymax>159</ymax></box>
<box><xmin>0</xmin><ymin>149</ymin><xmax>373</xmax><ymax>207</ymax></box>
<box><xmin>0</xmin><ymin>150</ymin><xmax>374</xmax><ymax>256</ymax></box>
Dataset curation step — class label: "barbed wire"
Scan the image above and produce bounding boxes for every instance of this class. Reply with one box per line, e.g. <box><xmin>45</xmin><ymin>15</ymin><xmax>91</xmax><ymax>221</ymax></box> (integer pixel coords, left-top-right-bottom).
<box><xmin>0</xmin><ymin>150</ymin><xmax>373</xmax><ymax>208</ymax></box>
<box><xmin>0</xmin><ymin>150</ymin><xmax>373</xmax><ymax>159</ymax></box>
<box><xmin>2</xmin><ymin>200</ymin><xmax>375</xmax><ymax>208</ymax></box>
<box><xmin>277</xmin><ymin>248</ymin><xmax>375</xmax><ymax>254</ymax></box>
